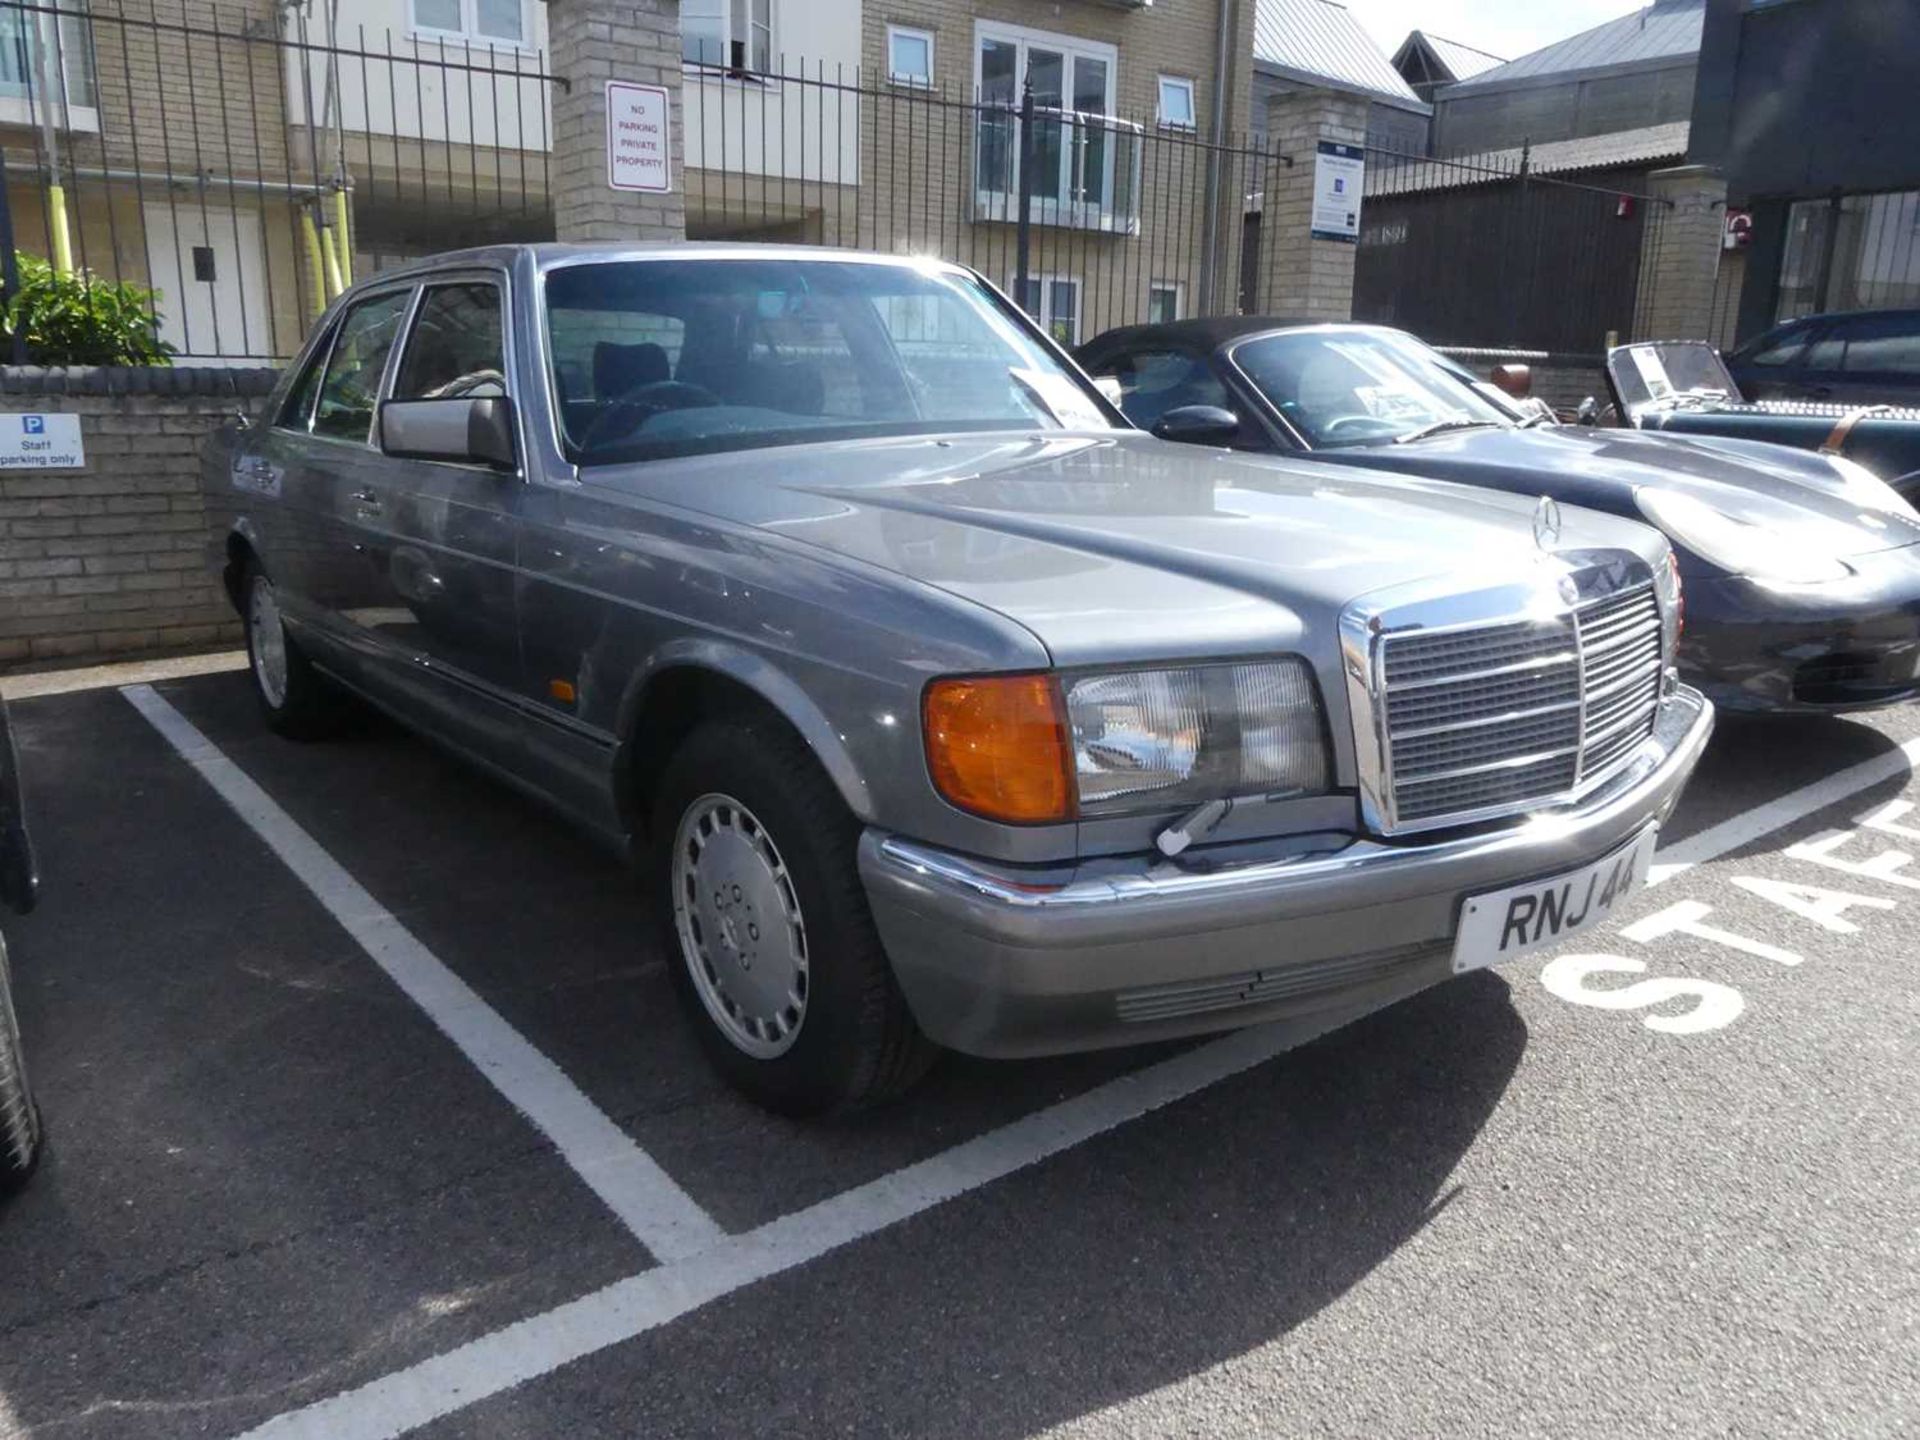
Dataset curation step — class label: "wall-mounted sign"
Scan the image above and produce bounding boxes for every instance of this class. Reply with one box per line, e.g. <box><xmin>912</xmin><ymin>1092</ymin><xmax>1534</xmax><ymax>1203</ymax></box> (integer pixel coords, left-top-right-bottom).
<box><xmin>0</xmin><ymin>413</ymin><xmax>83</xmax><ymax>470</ymax></box>
<box><xmin>1310</xmin><ymin>141</ymin><xmax>1364</xmax><ymax>243</ymax></box>
<box><xmin>1724</xmin><ymin>207</ymin><xmax>1753</xmax><ymax>250</ymax></box>
<box><xmin>607</xmin><ymin>81</ymin><xmax>672</xmax><ymax>193</ymax></box>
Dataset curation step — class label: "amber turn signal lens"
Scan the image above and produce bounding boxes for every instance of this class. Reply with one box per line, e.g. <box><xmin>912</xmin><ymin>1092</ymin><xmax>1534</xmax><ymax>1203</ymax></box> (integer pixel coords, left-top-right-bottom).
<box><xmin>923</xmin><ymin>674</ymin><xmax>1074</xmax><ymax>825</ymax></box>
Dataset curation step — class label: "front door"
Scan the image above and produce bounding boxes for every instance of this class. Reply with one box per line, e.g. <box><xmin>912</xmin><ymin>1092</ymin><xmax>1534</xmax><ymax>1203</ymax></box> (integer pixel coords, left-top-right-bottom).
<box><xmin>368</xmin><ymin>276</ymin><xmax>524</xmax><ymax>763</ymax></box>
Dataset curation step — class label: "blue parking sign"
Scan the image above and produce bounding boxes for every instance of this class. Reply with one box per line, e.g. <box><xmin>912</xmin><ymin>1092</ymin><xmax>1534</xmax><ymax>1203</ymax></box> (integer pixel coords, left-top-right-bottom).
<box><xmin>22</xmin><ymin>416</ymin><xmax>43</xmax><ymax>434</ymax></box>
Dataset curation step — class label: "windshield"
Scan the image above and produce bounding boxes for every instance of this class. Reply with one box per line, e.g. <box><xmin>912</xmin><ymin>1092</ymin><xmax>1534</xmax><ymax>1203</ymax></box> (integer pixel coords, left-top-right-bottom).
<box><xmin>1230</xmin><ymin>328</ymin><xmax>1515</xmax><ymax>447</ymax></box>
<box><xmin>545</xmin><ymin>259</ymin><xmax>1114</xmax><ymax>465</ymax></box>
<box><xmin>1606</xmin><ymin>341</ymin><xmax>1742</xmax><ymax>419</ymax></box>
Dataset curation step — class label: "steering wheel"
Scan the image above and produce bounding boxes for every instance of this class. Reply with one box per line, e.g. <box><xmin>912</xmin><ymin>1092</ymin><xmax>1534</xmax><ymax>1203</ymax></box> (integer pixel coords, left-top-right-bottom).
<box><xmin>580</xmin><ymin>380</ymin><xmax>722</xmax><ymax>453</ymax></box>
<box><xmin>1320</xmin><ymin>414</ymin><xmax>1401</xmax><ymax>439</ymax></box>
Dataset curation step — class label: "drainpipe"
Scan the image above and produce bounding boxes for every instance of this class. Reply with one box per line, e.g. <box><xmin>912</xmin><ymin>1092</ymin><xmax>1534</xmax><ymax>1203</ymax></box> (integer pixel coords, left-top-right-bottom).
<box><xmin>33</xmin><ymin>8</ymin><xmax>72</xmax><ymax>275</ymax></box>
<box><xmin>1198</xmin><ymin>0</ymin><xmax>1233</xmax><ymax>314</ymax></box>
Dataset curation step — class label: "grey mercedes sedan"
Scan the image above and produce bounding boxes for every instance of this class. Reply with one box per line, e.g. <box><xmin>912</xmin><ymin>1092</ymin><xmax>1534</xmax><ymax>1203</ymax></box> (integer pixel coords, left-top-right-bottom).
<box><xmin>204</xmin><ymin>243</ymin><xmax>1711</xmax><ymax>1114</ymax></box>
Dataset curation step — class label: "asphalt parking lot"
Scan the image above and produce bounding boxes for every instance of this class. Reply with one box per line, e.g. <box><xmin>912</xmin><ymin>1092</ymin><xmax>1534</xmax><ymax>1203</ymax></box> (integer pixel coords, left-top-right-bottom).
<box><xmin>0</xmin><ymin>665</ymin><xmax>1916</xmax><ymax>1439</ymax></box>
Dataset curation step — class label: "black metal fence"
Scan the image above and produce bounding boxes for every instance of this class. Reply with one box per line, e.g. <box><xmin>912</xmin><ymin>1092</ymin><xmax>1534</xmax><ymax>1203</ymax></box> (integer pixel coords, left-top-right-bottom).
<box><xmin>1353</xmin><ymin>144</ymin><xmax>1675</xmax><ymax>355</ymax></box>
<box><xmin>0</xmin><ymin>0</ymin><xmax>560</xmax><ymax>362</ymax></box>
<box><xmin>683</xmin><ymin>57</ymin><xmax>1286</xmax><ymax>344</ymax></box>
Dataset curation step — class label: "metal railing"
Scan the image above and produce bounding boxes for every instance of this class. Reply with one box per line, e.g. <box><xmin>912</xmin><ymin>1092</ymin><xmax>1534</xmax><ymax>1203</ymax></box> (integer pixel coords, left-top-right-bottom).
<box><xmin>683</xmin><ymin>57</ymin><xmax>1285</xmax><ymax>343</ymax></box>
<box><xmin>0</xmin><ymin>0</ymin><xmax>560</xmax><ymax>363</ymax></box>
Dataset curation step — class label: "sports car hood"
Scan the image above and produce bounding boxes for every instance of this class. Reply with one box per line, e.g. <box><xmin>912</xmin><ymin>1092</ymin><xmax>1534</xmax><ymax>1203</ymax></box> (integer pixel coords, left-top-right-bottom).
<box><xmin>1307</xmin><ymin>424</ymin><xmax>1920</xmax><ymax>558</ymax></box>
<box><xmin>581</xmin><ymin>431</ymin><xmax>1665</xmax><ymax>667</ymax></box>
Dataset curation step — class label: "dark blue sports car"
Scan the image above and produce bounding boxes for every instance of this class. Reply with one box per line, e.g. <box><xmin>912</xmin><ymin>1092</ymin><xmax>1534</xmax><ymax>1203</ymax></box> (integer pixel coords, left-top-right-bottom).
<box><xmin>1078</xmin><ymin>317</ymin><xmax>1920</xmax><ymax>714</ymax></box>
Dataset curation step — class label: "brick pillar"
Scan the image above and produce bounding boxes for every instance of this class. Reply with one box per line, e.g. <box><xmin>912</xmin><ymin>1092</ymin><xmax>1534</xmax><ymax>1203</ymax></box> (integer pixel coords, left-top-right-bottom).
<box><xmin>547</xmin><ymin>0</ymin><xmax>686</xmax><ymax>242</ymax></box>
<box><xmin>1255</xmin><ymin>88</ymin><xmax>1367</xmax><ymax>321</ymax></box>
<box><xmin>1634</xmin><ymin>164</ymin><xmax>1729</xmax><ymax>342</ymax></box>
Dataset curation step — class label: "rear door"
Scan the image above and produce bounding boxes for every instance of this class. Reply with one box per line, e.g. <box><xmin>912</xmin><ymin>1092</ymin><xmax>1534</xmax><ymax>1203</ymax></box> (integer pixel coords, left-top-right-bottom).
<box><xmin>299</xmin><ymin>284</ymin><xmax>418</xmax><ymax>687</ymax></box>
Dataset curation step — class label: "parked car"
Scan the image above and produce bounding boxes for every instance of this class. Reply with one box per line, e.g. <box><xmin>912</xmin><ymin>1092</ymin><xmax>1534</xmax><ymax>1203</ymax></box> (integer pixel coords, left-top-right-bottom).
<box><xmin>1601</xmin><ymin>338</ymin><xmax>1920</xmax><ymax>503</ymax></box>
<box><xmin>1078</xmin><ymin>317</ymin><xmax>1920</xmax><ymax>714</ymax></box>
<box><xmin>206</xmin><ymin>245</ymin><xmax>1710</xmax><ymax>1114</ymax></box>
<box><xmin>1</xmin><ymin>698</ymin><xmax>42</xmax><ymax>1191</ymax></box>
<box><xmin>1725</xmin><ymin>309</ymin><xmax>1920</xmax><ymax>409</ymax></box>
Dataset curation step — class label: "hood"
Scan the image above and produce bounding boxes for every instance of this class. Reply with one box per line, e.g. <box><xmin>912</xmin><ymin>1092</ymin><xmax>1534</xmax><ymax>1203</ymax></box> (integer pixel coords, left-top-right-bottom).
<box><xmin>579</xmin><ymin>431</ymin><xmax>1662</xmax><ymax>667</ymax></box>
<box><xmin>1308</xmin><ymin>424</ymin><xmax>1920</xmax><ymax>559</ymax></box>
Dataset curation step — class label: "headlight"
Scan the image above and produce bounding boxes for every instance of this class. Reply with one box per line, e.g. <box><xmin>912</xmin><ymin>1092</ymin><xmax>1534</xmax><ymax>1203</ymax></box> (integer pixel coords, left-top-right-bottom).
<box><xmin>1827</xmin><ymin>452</ymin><xmax>1920</xmax><ymax>522</ymax></box>
<box><xmin>1065</xmin><ymin>658</ymin><xmax>1328</xmax><ymax>816</ymax></box>
<box><xmin>1634</xmin><ymin>488</ymin><xmax>1849</xmax><ymax>584</ymax></box>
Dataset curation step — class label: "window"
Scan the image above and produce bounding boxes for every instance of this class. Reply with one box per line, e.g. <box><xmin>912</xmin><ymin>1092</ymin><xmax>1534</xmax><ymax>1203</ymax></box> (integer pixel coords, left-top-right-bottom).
<box><xmin>975</xmin><ymin>23</ymin><xmax>1121</xmax><ymax>218</ymax></box>
<box><xmin>1230</xmin><ymin>329</ymin><xmax>1512</xmax><ymax>448</ymax></box>
<box><xmin>683</xmin><ymin>0</ymin><xmax>772</xmax><ymax>72</ymax></box>
<box><xmin>312</xmin><ymin>290</ymin><xmax>411</xmax><ymax>443</ymax></box>
<box><xmin>411</xmin><ymin>0</ymin><xmax>525</xmax><ymax>46</ymax></box>
<box><xmin>1013</xmin><ymin>275</ymin><xmax>1080</xmax><ymax>345</ymax></box>
<box><xmin>1803</xmin><ymin>314</ymin><xmax>1920</xmax><ymax>378</ymax></box>
<box><xmin>1157</xmin><ymin>75</ymin><xmax>1195</xmax><ymax>130</ymax></box>
<box><xmin>1776</xmin><ymin>189</ymin><xmax>1920</xmax><ymax>322</ymax></box>
<box><xmin>276</xmin><ymin>325</ymin><xmax>335</xmax><ymax>432</ymax></box>
<box><xmin>545</xmin><ymin>258</ymin><xmax>1110</xmax><ymax>464</ymax></box>
<box><xmin>1095</xmin><ymin>349</ymin><xmax>1230</xmax><ymax>430</ymax></box>
<box><xmin>394</xmin><ymin>283</ymin><xmax>505</xmax><ymax>400</ymax></box>
<box><xmin>1740</xmin><ymin>325</ymin><xmax>1810</xmax><ymax>368</ymax></box>
<box><xmin>888</xmin><ymin>25</ymin><xmax>933</xmax><ymax>86</ymax></box>
<box><xmin>1148</xmin><ymin>282</ymin><xmax>1182</xmax><ymax>324</ymax></box>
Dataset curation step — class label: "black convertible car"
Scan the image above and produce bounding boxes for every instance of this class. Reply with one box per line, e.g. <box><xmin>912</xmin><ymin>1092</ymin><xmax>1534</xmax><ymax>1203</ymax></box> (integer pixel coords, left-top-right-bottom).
<box><xmin>0</xmin><ymin>698</ymin><xmax>40</xmax><ymax>1192</ymax></box>
<box><xmin>1078</xmin><ymin>317</ymin><xmax>1920</xmax><ymax>714</ymax></box>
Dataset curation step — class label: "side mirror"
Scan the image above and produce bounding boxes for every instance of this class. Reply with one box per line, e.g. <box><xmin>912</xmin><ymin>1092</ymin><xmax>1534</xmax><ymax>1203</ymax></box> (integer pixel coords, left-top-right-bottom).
<box><xmin>1490</xmin><ymin>363</ymin><xmax>1533</xmax><ymax>399</ymax></box>
<box><xmin>1151</xmin><ymin>404</ymin><xmax>1241</xmax><ymax>446</ymax></box>
<box><xmin>379</xmin><ymin>396</ymin><xmax>517</xmax><ymax>469</ymax></box>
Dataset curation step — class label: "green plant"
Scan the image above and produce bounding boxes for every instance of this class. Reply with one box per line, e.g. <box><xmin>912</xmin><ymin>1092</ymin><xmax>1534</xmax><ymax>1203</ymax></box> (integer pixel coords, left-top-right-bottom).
<box><xmin>1</xmin><ymin>253</ymin><xmax>175</xmax><ymax>366</ymax></box>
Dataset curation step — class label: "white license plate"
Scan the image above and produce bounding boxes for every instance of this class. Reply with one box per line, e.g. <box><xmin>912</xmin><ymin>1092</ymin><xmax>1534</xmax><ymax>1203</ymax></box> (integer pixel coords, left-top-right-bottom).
<box><xmin>1452</xmin><ymin>825</ymin><xmax>1658</xmax><ymax>974</ymax></box>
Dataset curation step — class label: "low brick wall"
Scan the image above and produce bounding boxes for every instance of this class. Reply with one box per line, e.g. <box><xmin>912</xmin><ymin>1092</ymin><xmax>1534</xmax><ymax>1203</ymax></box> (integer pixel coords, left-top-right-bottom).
<box><xmin>0</xmin><ymin>366</ymin><xmax>279</xmax><ymax>671</ymax></box>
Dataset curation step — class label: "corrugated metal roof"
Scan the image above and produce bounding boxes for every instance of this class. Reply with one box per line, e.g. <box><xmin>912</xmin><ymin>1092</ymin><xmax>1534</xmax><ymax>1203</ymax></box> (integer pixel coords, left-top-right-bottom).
<box><xmin>1254</xmin><ymin>0</ymin><xmax>1427</xmax><ymax>108</ymax></box>
<box><xmin>1422</xmin><ymin>33</ymin><xmax>1505</xmax><ymax>82</ymax></box>
<box><xmin>1367</xmin><ymin>120</ymin><xmax>1689</xmax><ymax>195</ymax></box>
<box><xmin>1442</xmin><ymin>0</ymin><xmax>1703</xmax><ymax>94</ymax></box>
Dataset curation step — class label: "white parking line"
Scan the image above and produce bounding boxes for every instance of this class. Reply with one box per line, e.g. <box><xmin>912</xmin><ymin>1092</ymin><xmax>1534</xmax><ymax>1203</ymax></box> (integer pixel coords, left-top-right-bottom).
<box><xmin>120</xmin><ymin>683</ymin><xmax>726</xmax><ymax>1265</ymax></box>
<box><xmin>1647</xmin><ymin>735</ymin><xmax>1920</xmax><ymax>887</ymax></box>
<box><xmin>227</xmin><ymin>722</ymin><xmax>1919</xmax><ymax>1440</ymax></box>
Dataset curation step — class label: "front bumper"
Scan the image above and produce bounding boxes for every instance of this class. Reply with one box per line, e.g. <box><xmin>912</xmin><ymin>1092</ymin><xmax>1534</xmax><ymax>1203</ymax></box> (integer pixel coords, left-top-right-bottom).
<box><xmin>1683</xmin><ymin>547</ymin><xmax>1920</xmax><ymax>713</ymax></box>
<box><xmin>860</xmin><ymin>688</ymin><xmax>1713</xmax><ymax>1058</ymax></box>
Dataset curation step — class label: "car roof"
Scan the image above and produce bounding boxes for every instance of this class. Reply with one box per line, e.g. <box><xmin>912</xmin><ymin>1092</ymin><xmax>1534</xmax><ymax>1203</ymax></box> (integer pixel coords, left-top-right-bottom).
<box><xmin>1076</xmin><ymin>315</ymin><xmax>1330</xmax><ymax>356</ymax></box>
<box><xmin>351</xmin><ymin>242</ymin><xmax>975</xmax><ymax>286</ymax></box>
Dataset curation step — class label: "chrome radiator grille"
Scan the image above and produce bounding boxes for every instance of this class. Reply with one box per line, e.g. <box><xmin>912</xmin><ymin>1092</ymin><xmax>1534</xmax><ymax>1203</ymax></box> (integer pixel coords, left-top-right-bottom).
<box><xmin>1377</xmin><ymin>583</ymin><xmax>1663</xmax><ymax>830</ymax></box>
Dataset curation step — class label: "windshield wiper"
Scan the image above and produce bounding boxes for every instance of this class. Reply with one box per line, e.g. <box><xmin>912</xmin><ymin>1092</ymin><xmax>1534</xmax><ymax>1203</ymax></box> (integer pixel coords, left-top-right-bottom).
<box><xmin>1391</xmin><ymin>419</ymin><xmax>1501</xmax><ymax>444</ymax></box>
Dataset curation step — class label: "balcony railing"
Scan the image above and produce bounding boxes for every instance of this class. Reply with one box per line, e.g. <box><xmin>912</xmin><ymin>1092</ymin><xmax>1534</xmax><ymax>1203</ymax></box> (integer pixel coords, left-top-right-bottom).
<box><xmin>974</xmin><ymin>105</ymin><xmax>1142</xmax><ymax>235</ymax></box>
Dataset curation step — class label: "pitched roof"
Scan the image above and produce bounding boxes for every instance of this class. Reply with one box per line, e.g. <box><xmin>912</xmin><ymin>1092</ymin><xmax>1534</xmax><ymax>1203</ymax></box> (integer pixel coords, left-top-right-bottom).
<box><xmin>1367</xmin><ymin>120</ymin><xmax>1690</xmax><ymax>195</ymax></box>
<box><xmin>1441</xmin><ymin>0</ymin><xmax>1703</xmax><ymax>95</ymax></box>
<box><xmin>1421</xmin><ymin>33</ymin><xmax>1505</xmax><ymax>83</ymax></box>
<box><xmin>1254</xmin><ymin>0</ymin><xmax>1428</xmax><ymax>110</ymax></box>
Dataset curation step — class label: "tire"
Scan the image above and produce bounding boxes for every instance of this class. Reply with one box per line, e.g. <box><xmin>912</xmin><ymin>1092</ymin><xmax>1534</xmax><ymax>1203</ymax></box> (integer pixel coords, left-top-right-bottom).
<box><xmin>650</xmin><ymin>719</ymin><xmax>937</xmax><ymax>1116</ymax></box>
<box><xmin>0</xmin><ymin>932</ymin><xmax>42</xmax><ymax>1194</ymax></box>
<box><xmin>242</xmin><ymin>560</ymin><xmax>345</xmax><ymax>740</ymax></box>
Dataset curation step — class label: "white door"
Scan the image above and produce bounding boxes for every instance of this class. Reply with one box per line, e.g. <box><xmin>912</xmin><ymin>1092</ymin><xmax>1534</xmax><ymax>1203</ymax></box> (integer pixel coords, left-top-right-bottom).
<box><xmin>142</xmin><ymin>202</ymin><xmax>271</xmax><ymax>364</ymax></box>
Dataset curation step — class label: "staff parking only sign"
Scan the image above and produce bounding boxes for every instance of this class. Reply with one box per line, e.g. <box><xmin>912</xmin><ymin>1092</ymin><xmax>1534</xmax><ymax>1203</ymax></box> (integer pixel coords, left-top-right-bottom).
<box><xmin>606</xmin><ymin>81</ymin><xmax>672</xmax><ymax>193</ymax></box>
<box><xmin>0</xmin><ymin>413</ymin><xmax>84</xmax><ymax>469</ymax></box>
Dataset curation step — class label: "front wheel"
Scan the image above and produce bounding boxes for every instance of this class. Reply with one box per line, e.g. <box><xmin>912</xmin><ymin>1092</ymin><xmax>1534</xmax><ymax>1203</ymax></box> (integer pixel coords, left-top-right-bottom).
<box><xmin>0</xmin><ymin>934</ymin><xmax>42</xmax><ymax>1193</ymax></box>
<box><xmin>650</xmin><ymin>720</ymin><xmax>936</xmax><ymax>1116</ymax></box>
<box><xmin>243</xmin><ymin>562</ymin><xmax>345</xmax><ymax>740</ymax></box>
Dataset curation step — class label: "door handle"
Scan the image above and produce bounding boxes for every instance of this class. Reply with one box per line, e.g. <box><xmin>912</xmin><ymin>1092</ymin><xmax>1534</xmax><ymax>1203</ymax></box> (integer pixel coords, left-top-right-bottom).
<box><xmin>350</xmin><ymin>487</ymin><xmax>381</xmax><ymax>508</ymax></box>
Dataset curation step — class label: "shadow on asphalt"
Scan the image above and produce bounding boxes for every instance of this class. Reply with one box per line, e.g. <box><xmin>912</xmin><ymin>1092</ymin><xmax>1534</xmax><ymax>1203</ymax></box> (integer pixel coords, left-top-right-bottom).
<box><xmin>491</xmin><ymin>971</ymin><xmax>1531</xmax><ymax>1439</ymax></box>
